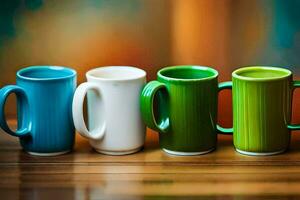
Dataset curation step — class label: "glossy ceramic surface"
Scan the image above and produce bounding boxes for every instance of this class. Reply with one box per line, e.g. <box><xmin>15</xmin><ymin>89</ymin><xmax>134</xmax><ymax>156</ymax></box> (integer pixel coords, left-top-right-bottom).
<box><xmin>141</xmin><ymin>65</ymin><xmax>226</xmax><ymax>155</ymax></box>
<box><xmin>72</xmin><ymin>66</ymin><xmax>146</xmax><ymax>155</ymax></box>
<box><xmin>0</xmin><ymin>66</ymin><xmax>76</xmax><ymax>156</ymax></box>
<box><xmin>222</xmin><ymin>66</ymin><xmax>300</xmax><ymax>155</ymax></box>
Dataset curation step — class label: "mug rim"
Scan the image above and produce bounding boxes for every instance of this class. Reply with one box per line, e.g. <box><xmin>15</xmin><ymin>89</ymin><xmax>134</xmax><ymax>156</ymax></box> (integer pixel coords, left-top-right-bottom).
<box><xmin>86</xmin><ymin>66</ymin><xmax>146</xmax><ymax>81</ymax></box>
<box><xmin>17</xmin><ymin>66</ymin><xmax>76</xmax><ymax>81</ymax></box>
<box><xmin>232</xmin><ymin>66</ymin><xmax>292</xmax><ymax>81</ymax></box>
<box><xmin>157</xmin><ymin>65</ymin><xmax>218</xmax><ymax>82</ymax></box>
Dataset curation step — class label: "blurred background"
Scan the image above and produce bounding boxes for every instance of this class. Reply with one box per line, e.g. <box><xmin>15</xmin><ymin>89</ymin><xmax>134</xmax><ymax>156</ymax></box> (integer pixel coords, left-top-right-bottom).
<box><xmin>0</xmin><ymin>0</ymin><xmax>299</xmax><ymax>127</ymax></box>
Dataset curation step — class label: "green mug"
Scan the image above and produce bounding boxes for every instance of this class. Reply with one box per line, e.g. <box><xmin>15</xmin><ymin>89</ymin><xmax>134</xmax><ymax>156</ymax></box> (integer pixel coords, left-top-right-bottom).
<box><xmin>220</xmin><ymin>66</ymin><xmax>300</xmax><ymax>156</ymax></box>
<box><xmin>140</xmin><ymin>65</ymin><xmax>228</xmax><ymax>156</ymax></box>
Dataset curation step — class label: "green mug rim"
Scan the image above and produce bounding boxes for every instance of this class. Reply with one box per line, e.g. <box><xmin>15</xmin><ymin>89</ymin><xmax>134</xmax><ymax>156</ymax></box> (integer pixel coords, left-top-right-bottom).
<box><xmin>157</xmin><ymin>65</ymin><xmax>218</xmax><ymax>82</ymax></box>
<box><xmin>232</xmin><ymin>66</ymin><xmax>292</xmax><ymax>81</ymax></box>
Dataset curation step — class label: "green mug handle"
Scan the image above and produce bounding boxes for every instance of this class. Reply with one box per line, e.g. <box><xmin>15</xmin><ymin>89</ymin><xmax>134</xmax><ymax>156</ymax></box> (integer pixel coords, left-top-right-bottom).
<box><xmin>288</xmin><ymin>80</ymin><xmax>300</xmax><ymax>130</ymax></box>
<box><xmin>217</xmin><ymin>81</ymin><xmax>234</xmax><ymax>134</ymax></box>
<box><xmin>140</xmin><ymin>81</ymin><xmax>170</xmax><ymax>133</ymax></box>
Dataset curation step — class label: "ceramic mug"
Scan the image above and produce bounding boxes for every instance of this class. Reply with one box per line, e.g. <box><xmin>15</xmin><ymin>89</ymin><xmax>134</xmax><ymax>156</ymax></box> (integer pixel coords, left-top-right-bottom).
<box><xmin>219</xmin><ymin>66</ymin><xmax>300</xmax><ymax>156</ymax></box>
<box><xmin>140</xmin><ymin>65</ymin><xmax>228</xmax><ymax>156</ymax></box>
<box><xmin>72</xmin><ymin>66</ymin><xmax>146</xmax><ymax>155</ymax></box>
<box><xmin>0</xmin><ymin>66</ymin><xmax>77</xmax><ymax>156</ymax></box>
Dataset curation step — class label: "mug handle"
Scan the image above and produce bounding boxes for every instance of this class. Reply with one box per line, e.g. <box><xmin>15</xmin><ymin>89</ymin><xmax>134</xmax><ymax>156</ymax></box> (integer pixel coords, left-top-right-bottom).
<box><xmin>140</xmin><ymin>81</ymin><xmax>170</xmax><ymax>133</ymax></box>
<box><xmin>0</xmin><ymin>85</ymin><xmax>31</xmax><ymax>137</ymax></box>
<box><xmin>217</xmin><ymin>81</ymin><xmax>233</xmax><ymax>134</ymax></box>
<box><xmin>288</xmin><ymin>80</ymin><xmax>300</xmax><ymax>130</ymax></box>
<box><xmin>72</xmin><ymin>82</ymin><xmax>106</xmax><ymax>140</ymax></box>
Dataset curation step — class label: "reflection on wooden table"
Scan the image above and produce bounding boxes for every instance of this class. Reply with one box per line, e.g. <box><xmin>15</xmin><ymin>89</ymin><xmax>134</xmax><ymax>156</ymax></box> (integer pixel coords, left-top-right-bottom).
<box><xmin>1</xmin><ymin>121</ymin><xmax>300</xmax><ymax>199</ymax></box>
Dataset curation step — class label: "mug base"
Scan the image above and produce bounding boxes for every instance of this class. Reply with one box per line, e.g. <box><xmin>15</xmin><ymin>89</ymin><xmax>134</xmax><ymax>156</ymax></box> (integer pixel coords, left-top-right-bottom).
<box><xmin>26</xmin><ymin>150</ymin><xmax>70</xmax><ymax>157</ymax></box>
<box><xmin>94</xmin><ymin>146</ymin><xmax>142</xmax><ymax>156</ymax></box>
<box><xmin>163</xmin><ymin>148</ymin><xmax>215</xmax><ymax>156</ymax></box>
<box><xmin>235</xmin><ymin>148</ymin><xmax>286</xmax><ymax>156</ymax></box>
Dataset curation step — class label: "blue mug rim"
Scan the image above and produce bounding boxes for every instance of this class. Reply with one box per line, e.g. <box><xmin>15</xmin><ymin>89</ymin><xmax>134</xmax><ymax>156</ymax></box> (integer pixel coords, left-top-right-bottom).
<box><xmin>17</xmin><ymin>66</ymin><xmax>77</xmax><ymax>81</ymax></box>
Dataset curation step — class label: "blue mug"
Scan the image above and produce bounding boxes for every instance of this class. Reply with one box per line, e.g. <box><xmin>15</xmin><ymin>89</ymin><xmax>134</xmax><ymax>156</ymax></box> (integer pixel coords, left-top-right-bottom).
<box><xmin>0</xmin><ymin>66</ymin><xmax>77</xmax><ymax>156</ymax></box>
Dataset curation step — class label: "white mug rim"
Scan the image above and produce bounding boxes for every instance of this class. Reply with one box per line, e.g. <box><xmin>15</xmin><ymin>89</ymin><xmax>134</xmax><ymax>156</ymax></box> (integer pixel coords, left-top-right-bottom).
<box><xmin>86</xmin><ymin>66</ymin><xmax>146</xmax><ymax>82</ymax></box>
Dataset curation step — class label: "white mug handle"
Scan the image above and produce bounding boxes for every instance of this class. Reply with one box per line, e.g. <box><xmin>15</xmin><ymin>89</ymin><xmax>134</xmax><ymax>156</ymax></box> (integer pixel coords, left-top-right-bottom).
<box><xmin>72</xmin><ymin>82</ymin><xmax>106</xmax><ymax>140</ymax></box>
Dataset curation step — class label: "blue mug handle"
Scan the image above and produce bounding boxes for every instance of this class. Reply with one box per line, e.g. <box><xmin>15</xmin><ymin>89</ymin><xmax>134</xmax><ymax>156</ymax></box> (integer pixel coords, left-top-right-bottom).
<box><xmin>0</xmin><ymin>85</ymin><xmax>31</xmax><ymax>137</ymax></box>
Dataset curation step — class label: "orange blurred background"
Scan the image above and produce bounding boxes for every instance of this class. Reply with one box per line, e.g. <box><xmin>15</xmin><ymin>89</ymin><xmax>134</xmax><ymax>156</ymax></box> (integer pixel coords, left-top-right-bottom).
<box><xmin>0</xmin><ymin>0</ymin><xmax>299</xmax><ymax>128</ymax></box>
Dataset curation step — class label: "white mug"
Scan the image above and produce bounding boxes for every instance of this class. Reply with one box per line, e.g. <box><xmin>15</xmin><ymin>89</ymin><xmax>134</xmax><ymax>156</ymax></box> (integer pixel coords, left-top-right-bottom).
<box><xmin>72</xmin><ymin>66</ymin><xmax>146</xmax><ymax>155</ymax></box>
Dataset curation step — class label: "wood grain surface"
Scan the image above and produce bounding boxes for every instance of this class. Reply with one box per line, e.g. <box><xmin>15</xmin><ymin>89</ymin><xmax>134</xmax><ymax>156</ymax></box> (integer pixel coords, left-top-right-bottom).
<box><xmin>1</xmin><ymin>121</ymin><xmax>300</xmax><ymax>199</ymax></box>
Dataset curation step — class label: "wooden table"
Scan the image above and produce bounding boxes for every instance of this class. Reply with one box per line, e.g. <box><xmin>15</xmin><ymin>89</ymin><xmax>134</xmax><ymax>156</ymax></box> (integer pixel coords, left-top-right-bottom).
<box><xmin>1</xmin><ymin>121</ymin><xmax>300</xmax><ymax>199</ymax></box>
